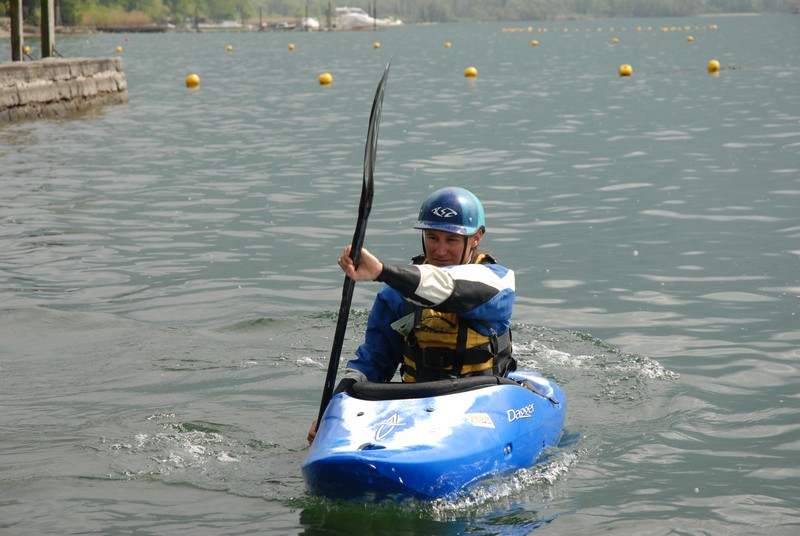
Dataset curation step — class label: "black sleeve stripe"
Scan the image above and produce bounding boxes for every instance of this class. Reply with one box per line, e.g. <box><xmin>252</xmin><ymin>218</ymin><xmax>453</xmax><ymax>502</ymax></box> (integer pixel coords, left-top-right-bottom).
<box><xmin>437</xmin><ymin>279</ymin><xmax>498</xmax><ymax>312</ymax></box>
<box><xmin>376</xmin><ymin>264</ymin><xmax>435</xmax><ymax>306</ymax></box>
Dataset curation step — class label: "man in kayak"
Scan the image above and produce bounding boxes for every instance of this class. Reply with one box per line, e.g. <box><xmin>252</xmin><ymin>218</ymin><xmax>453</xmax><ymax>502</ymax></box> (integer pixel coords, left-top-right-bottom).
<box><xmin>308</xmin><ymin>187</ymin><xmax>516</xmax><ymax>444</ymax></box>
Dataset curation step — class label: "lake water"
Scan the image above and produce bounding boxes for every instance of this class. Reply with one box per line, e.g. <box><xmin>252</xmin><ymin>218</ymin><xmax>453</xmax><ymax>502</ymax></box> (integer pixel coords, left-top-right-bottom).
<box><xmin>1</xmin><ymin>14</ymin><xmax>799</xmax><ymax>535</ymax></box>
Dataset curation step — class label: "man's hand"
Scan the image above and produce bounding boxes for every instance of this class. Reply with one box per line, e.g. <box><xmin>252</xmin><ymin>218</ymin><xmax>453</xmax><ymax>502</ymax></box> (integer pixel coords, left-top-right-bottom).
<box><xmin>338</xmin><ymin>246</ymin><xmax>384</xmax><ymax>281</ymax></box>
<box><xmin>307</xmin><ymin>419</ymin><xmax>318</xmax><ymax>445</ymax></box>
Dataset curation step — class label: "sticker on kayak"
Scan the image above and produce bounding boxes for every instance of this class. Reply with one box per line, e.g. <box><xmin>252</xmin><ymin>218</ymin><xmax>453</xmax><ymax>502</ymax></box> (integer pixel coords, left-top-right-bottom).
<box><xmin>465</xmin><ymin>413</ymin><xmax>495</xmax><ymax>429</ymax></box>
<box><xmin>507</xmin><ymin>402</ymin><xmax>535</xmax><ymax>422</ymax></box>
<box><xmin>374</xmin><ymin>412</ymin><xmax>406</xmax><ymax>440</ymax></box>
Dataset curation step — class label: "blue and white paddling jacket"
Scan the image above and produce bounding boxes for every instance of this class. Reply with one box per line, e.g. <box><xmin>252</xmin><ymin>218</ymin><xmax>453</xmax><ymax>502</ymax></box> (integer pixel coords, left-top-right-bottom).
<box><xmin>344</xmin><ymin>253</ymin><xmax>517</xmax><ymax>383</ymax></box>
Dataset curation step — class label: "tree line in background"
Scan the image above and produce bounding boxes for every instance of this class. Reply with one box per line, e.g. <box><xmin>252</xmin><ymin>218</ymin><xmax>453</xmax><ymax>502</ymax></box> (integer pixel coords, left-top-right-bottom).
<box><xmin>3</xmin><ymin>0</ymin><xmax>799</xmax><ymax>27</ymax></box>
<box><xmin>379</xmin><ymin>0</ymin><xmax>799</xmax><ymax>21</ymax></box>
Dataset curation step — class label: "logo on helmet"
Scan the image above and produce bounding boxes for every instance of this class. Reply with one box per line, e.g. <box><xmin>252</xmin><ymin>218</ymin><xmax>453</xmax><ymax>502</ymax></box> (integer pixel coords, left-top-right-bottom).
<box><xmin>431</xmin><ymin>207</ymin><xmax>458</xmax><ymax>218</ymax></box>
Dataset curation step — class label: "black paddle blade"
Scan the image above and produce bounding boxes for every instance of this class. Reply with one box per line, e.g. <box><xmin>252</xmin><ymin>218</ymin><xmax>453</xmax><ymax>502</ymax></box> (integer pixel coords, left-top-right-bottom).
<box><xmin>316</xmin><ymin>62</ymin><xmax>391</xmax><ymax>429</ymax></box>
<box><xmin>350</xmin><ymin>60</ymin><xmax>390</xmax><ymax>267</ymax></box>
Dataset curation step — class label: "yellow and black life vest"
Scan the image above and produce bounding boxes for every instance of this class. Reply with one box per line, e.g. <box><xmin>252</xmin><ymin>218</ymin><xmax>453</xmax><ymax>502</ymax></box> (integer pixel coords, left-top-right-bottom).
<box><xmin>399</xmin><ymin>253</ymin><xmax>516</xmax><ymax>383</ymax></box>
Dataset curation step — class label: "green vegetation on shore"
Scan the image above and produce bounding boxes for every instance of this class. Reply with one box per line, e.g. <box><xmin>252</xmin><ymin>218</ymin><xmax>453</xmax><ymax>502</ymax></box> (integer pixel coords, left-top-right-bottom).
<box><xmin>3</xmin><ymin>0</ymin><xmax>798</xmax><ymax>28</ymax></box>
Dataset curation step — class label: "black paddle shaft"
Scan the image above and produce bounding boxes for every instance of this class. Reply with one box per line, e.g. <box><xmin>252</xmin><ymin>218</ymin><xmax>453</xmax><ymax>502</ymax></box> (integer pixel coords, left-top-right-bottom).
<box><xmin>315</xmin><ymin>62</ymin><xmax>391</xmax><ymax>429</ymax></box>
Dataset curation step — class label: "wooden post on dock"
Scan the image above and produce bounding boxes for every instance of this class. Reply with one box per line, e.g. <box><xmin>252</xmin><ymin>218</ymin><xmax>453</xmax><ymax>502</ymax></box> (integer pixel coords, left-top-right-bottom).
<box><xmin>41</xmin><ymin>0</ymin><xmax>56</xmax><ymax>58</ymax></box>
<box><xmin>9</xmin><ymin>0</ymin><xmax>23</xmax><ymax>61</ymax></box>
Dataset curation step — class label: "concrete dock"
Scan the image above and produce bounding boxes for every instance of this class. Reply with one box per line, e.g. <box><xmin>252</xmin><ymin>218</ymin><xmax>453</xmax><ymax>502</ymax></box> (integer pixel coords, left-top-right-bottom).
<box><xmin>0</xmin><ymin>57</ymin><xmax>128</xmax><ymax>121</ymax></box>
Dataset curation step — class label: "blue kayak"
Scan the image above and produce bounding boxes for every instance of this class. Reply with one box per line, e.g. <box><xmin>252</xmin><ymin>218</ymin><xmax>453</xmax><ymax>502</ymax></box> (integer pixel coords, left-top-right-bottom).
<box><xmin>302</xmin><ymin>370</ymin><xmax>566</xmax><ymax>500</ymax></box>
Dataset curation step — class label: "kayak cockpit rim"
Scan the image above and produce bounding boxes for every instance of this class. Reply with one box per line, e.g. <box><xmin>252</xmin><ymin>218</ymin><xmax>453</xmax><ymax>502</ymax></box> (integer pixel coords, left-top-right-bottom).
<box><xmin>347</xmin><ymin>375</ymin><xmax>561</xmax><ymax>403</ymax></box>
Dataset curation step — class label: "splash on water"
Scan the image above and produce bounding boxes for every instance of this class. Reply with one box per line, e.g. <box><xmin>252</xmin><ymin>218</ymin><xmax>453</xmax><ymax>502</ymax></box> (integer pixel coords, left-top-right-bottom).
<box><xmin>428</xmin><ymin>447</ymin><xmax>582</xmax><ymax>519</ymax></box>
<box><xmin>513</xmin><ymin>323</ymin><xmax>679</xmax><ymax>381</ymax></box>
<box><xmin>104</xmin><ymin>420</ymin><xmax>247</xmax><ymax>479</ymax></box>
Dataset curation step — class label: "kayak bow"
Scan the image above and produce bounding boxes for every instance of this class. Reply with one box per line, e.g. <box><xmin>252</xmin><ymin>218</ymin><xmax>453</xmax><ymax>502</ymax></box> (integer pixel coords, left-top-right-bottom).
<box><xmin>302</xmin><ymin>370</ymin><xmax>566</xmax><ymax>500</ymax></box>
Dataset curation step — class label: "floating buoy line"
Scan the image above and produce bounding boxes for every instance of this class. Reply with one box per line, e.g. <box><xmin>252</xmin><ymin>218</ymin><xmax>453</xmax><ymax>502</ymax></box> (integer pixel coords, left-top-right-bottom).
<box><xmin>503</xmin><ymin>23</ymin><xmax>719</xmax><ymax>33</ymax></box>
<box><xmin>180</xmin><ymin>21</ymin><xmax>729</xmax><ymax>90</ymax></box>
<box><xmin>498</xmin><ymin>21</ymin><xmax>727</xmax><ymax>78</ymax></box>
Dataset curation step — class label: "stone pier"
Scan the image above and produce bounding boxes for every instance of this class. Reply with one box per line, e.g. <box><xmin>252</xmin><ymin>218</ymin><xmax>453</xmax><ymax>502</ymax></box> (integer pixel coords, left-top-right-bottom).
<box><xmin>0</xmin><ymin>57</ymin><xmax>128</xmax><ymax>121</ymax></box>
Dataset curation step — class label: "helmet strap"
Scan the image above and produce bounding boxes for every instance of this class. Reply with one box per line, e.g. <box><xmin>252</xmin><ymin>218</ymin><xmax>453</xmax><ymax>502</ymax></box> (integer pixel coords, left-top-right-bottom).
<box><xmin>463</xmin><ymin>229</ymin><xmax>483</xmax><ymax>264</ymax></box>
<box><xmin>460</xmin><ymin>236</ymin><xmax>470</xmax><ymax>264</ymax></box>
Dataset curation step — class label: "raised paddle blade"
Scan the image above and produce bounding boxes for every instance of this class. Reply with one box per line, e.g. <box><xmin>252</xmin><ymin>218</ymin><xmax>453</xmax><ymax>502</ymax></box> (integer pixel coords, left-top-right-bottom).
<box><xmin>349</xmin><ymin>60</ymin><xmax>390</xmax><ymax>268</ymax></box>
<box><xmin>316</xmin><ymin>61</ymin><xmax>391</xmax><ymax>429</ymax></box>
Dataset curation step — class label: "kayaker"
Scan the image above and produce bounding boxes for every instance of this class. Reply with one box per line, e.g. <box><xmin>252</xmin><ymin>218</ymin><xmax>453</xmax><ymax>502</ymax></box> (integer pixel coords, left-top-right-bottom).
<box><xmin>307</xmin><ymin>187</ymin><xmax>516</xmax><ymax>444</ymax></box>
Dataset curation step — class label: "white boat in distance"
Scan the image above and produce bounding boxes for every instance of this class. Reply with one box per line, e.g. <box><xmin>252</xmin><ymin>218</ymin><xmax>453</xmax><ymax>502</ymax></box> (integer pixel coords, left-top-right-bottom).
<box><xmin>335</xmin><ymin>6</ymin><xmax>402</xmax><ymax>30</ymax></box>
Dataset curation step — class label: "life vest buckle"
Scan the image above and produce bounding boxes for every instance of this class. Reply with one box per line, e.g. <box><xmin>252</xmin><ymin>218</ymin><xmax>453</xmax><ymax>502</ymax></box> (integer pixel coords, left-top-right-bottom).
<box><xmin>420</xmin><ymin>347</ymin><xmax>454</xmax><ymax>369</ymax></box>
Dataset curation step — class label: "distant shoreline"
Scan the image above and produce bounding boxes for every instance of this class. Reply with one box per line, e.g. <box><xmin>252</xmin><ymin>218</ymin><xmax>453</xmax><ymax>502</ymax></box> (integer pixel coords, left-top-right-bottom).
<box><xmin>0</xmin><ymin>11</ymin><xmax>785</xmax><ymax>41</ymax></box>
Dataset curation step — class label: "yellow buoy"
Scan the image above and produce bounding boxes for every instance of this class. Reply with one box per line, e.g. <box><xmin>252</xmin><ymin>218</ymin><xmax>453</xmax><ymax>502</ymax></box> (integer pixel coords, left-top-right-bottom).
<box><xmin>444</xmin><ymin>42</ymin><xmax>452</xmax><ymax>49</ymax></box>
<box><xmin>373</xmin><ymin>42</ymin><xmax>380</xmax><ymax>49</ymax></box>
<box><xmin>288</xmin><ymin>43</ymin><xmax>295</xmax><ymax>51</ymax></box>
<box><xmin>226</xmin><ymin>44</ymin><xmax>233</xmax><ymax>52</ymax></box>
<box><xmin>707</xmin><ymin>59</ymin><xmax>720</xmax><ymax>73</ymax></box>
<box><xmin>687</xmin><ymin>36</ymin><xmax>694</xmax><ymax>42</ymax></box>
<box><xmin>618</xmin><ymin>64</ymin><xmax>633</xmax><ymax>77</ymax></box>
<box><xmin>531</xmin><ymin>40</ymin><xmax>539</xmax><ymax>46</ymax></box>
<box><xmin>319</xmin><ymin>72</ymin><xmax>333</xmax><ymax>85</ymax></box>
<box><xmin>185</xmin><ymin>73</ymin><xmax>200</xmax><ymax>89</ymax></box>
<box><xmin>612</xmin><ymin>37</ymin><xmax>620</xmax><ymax>44</ymax></box>
<box><xmin>116</xmin><ymin>46</ymin><xmax>123</xmax><ymax>53</ymax></box>
<box><xmin>464</xmin><ymin>66</ymin><xmax>478</xmax><ymax>78</ymax></box>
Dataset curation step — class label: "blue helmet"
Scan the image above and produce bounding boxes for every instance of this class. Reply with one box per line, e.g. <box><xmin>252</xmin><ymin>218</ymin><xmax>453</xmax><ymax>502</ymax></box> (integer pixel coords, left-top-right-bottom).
<box><xmin>413</xmin><ymin>187</ymin><xmax>486</xmax><ymax>236</ymax></box>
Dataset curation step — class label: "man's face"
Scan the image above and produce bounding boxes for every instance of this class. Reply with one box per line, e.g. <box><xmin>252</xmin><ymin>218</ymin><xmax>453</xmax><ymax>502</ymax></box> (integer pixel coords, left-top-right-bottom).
<box><xmin>423</xmin><ymin>230</ymin><xmax>474</xmax><ymax>266</ymax></box>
